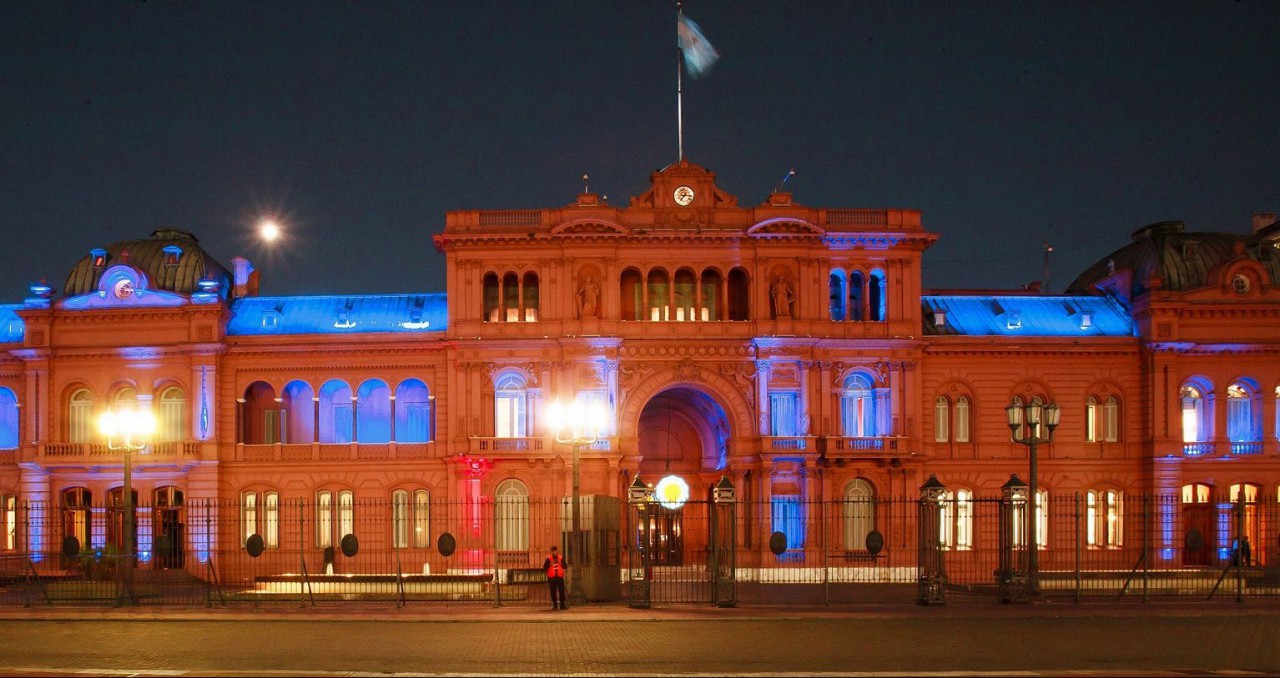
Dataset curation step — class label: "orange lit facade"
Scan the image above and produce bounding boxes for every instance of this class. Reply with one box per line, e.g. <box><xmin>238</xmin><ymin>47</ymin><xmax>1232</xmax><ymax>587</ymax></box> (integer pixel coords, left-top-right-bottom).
<box><xmin>0</xmin><ymin>160</ymin><xmax>1278</xmax><ymax>572</ymax></box>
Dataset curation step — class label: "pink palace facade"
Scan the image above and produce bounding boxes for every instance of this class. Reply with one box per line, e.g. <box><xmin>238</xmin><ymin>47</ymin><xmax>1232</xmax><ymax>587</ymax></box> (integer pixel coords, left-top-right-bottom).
<box><xmin>1</xmin><ymin>160</ymin><xmax>1280</xmax><ymax>588</ymax></box>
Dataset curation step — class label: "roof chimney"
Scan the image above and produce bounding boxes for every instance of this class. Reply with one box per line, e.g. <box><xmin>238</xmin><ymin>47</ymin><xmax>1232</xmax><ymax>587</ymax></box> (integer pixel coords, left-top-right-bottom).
<box><xmin>232</xmin><ymin>257</ymin><xmax>259</xmax><ymax>297</ymax></box>
<box><xmin>1253</xmin><ymin>212</ymin><xmax>1277</xmax><ymax>234</ymax></box>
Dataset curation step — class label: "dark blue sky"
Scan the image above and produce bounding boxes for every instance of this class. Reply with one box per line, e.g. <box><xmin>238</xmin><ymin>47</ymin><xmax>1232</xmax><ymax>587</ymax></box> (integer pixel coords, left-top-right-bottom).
<box><xmin>3</xmin><ymin>1</ymin><xmax>1278</xmax><ymax>298</ymax></box>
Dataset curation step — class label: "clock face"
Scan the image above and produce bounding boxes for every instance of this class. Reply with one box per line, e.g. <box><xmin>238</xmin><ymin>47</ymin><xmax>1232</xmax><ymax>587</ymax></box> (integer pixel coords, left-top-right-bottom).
<box><xmin>112</xmin><ymin>278</ymin><xmax>135</xmax><ymax>300</ymax></box>
<box><xmin>673</xmin><ymin>185</ymin><xmax>695</xmax><ymax>206</ymax></box>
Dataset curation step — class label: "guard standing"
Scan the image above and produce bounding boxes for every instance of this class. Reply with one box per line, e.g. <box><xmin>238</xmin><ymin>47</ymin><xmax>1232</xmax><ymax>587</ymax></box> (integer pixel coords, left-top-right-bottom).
<box><xmin>543</xmin><ymin>545</ymin><xmax>567</xmax><ymax>610</ymax></box>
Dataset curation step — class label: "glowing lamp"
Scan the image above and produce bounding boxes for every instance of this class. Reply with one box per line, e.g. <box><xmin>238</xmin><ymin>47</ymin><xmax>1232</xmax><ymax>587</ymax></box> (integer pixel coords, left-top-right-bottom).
<box><xmin>654</xmin><ymin>475</ymin><xmax>689</xmax><ymax>510</ymax></box>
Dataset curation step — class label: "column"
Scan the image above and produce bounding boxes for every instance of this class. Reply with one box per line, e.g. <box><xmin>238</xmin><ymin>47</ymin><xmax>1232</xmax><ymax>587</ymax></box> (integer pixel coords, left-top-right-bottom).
<box><xmin>798</xmin><ymin>361</ymin><xmax>811</xmax><ymax>436</ymax></box>
<box><xmin>756</xmin><ymin>359</ymin><xmax>771</xmax><ymax>436</ymax></box>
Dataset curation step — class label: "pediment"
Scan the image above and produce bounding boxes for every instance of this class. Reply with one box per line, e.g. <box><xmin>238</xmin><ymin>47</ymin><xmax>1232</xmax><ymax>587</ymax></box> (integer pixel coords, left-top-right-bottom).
<box><xmin>551</xmin><ymin>219</ymin><xmax>627</xmax><ymax>236</ymax></box>
<box><xmin>746</xmin><ymin>218</ymin><xmax>824</xmax><ymax>237</ymax></box>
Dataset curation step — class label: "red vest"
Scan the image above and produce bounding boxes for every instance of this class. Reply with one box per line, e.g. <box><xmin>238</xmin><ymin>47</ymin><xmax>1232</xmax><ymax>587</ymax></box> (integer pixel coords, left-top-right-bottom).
<box><xmin>547</xmin><ymin>554</ymin><xmax>565</xmax><ymax>578</ymax></box>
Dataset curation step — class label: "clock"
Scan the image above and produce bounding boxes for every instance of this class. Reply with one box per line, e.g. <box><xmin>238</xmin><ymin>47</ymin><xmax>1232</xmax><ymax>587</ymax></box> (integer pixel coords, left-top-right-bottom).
<box><xmin>112</xmin><ymin>278</ymin><xmax>135</xmax><ymax>300</ymax></box>
<box><xmin>673</xmin><ymin>185</ymin><xmax>695</xmax><ymax>206</ymax></box>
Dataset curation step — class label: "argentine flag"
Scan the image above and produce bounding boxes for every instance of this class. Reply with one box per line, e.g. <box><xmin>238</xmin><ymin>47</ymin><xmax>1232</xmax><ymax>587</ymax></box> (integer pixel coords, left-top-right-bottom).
<box><xmin>678</xmin><ymin>15</ymin><xmax>719</xmax><ymax>77</ymax></box>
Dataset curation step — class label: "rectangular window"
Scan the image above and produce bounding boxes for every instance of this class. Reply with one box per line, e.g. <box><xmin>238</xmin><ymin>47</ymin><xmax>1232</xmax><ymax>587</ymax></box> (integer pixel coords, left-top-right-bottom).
<box><xmin>770</xmin><ymin>495</ymin><xmax>805</xmax><ymax>550</ymax></box>
<box><xmin>955</xmin><ymin>398</ymin><xmax>970</xmax><ymax>443</ymax></box>
<box><xmin>241</xmin><ymin>492</ymin><xmax>258</xmax><ymax>544</ymax></box>
<box><xmin>264</xmin><ymin>492</ymin><xmax>279</xmax><ymax>549</ymax></box>
<box><xmin>331</xmin><ymin>405</ymin><xmax>352</xmax><ymax>443</ymax></box>
<box><xmin>317</xmin><ymin>491</ymin><xmax>333</xmax><ymax>548</ymax></box>
<box><xmin>161</xmin><ymin>399</ymin><xmax>185</xmax><ymax>441</ymax></box>
<box><xmin>769</xmin><ymin>392</ymin><xmax>797</xmax><ymax>437</ymax></box>
<box><xmin>495</xmin><ymin>393</ymin><xmax>525</xmax><ymax>438</ymax></box>
<box><xmin>262</xmin><ymin>410</ymin><xmax>279</xmax><ymax>445</ymax></box>
<box><xmin>392</xmin><ymin>491</ymin><xmax>410</xmax><ymax>549</ymax></box>
<box><xmin>402</xmin><ymin>402</ymin><xmax>431</xmax><ymax>443</ymax></box>
<box><xmin>3</xmin><ymin>495</ymin><xmax>14</xmax><ymax>550</ymax></box>
<box><xmin>413</xmin><ymin>490</ymin><xmax>431</xmax><ymax>548</ymax></box>
<box><xmin>1085</xmin><ymin>400</ymin><xmax>1098</xmax><ymax>442</ymax></box>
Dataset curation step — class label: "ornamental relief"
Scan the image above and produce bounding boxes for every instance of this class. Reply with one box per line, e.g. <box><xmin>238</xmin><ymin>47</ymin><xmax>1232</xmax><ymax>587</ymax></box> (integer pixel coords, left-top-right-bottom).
<box><xmin>620</xmin><ymin>345</ymin><xmax>750</xmax><ymax>358</ymax></box>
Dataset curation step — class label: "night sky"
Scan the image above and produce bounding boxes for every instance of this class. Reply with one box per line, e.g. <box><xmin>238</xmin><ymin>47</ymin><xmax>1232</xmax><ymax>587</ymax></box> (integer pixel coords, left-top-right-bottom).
<box><xmin>3</xmin><ymin>1</ymin><xmax>1279</xmax><ymax>300</ymax></box>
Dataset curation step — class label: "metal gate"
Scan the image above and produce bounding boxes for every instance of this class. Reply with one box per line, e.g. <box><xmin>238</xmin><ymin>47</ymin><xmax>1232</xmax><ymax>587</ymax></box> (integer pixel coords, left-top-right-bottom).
<box><xmin>625</xmin><ymin>475</ymin><xmax>736</xmax><ymax>607</ymax></box>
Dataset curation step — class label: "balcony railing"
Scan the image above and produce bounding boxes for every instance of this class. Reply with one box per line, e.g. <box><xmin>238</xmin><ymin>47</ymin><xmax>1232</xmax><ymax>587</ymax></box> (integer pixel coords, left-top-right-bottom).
<box><xmin>762</xmin><ymin>436</ymin><xmax>816</xmax><ymax>452</ymax></box>
<box><xmin>471</xmin><ymin>437</ymin><xmax>547</xmax><ymax>454</ymax></box>
<box><xmin>36</xmin><ymin>441</ymin><xmax>203</xmax><ymax>462</ymax></box>
<box><xmin>239</xmin><ymin>441</ymin><xmax>439</xmax><ymax>462</ymax></box>
<box><xmin>828</xmin><ymin>436</ymin><xmax>903</xmax><ymax>454</ymax></box>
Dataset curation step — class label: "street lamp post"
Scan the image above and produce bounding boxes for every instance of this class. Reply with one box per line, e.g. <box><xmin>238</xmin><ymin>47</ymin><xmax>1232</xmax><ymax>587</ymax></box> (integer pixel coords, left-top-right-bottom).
<box><xmin>99</xmin><ymin>404</ymin><xmax>156</xmax><ymax>604</ymax></box>
<box><xmin>546</xmin><ymin>397</ymin><xmax>608</xmax><ymax>606</ymax></box>
<box><xmin>1005</xmin><ymin>398</ymin><xmax>1060</xmax><ymax>598</ymax></box>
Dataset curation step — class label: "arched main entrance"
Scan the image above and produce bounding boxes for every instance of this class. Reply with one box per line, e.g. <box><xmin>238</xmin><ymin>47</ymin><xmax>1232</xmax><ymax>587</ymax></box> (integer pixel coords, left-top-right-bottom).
<box><xmin>632</xmin><ymin>387</ymin><xmax>731</xmax><ymax>601</ymax></box>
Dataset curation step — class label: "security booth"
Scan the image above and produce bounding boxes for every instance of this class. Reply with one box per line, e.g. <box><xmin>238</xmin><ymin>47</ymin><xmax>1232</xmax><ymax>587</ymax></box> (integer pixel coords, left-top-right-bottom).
<box><xmin>560</xmin><ymin>494</ymin><xmax>622</xmax><ymax>601</ymax></box>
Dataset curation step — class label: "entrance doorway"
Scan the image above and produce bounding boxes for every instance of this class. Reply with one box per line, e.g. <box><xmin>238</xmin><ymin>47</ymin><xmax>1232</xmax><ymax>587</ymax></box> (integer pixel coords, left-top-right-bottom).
<box><xmin>153</xmin><ymin>486</ymin><xmax>185</xmax><ymax>569</ymax></box>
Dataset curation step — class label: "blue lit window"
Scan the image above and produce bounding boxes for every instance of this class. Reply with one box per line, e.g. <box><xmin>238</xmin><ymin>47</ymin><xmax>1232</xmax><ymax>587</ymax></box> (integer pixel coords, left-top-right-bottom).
<box><xmin>1181</xmin><ymin>383</ymin><xmax>1209</xmax><ymax>444</ymax></box>
<box><xmin>770</xmin><ymin>494</ymin><xmax>805</xmax><ymax>551</ymax></box>
<box><xmin>769</xmin><ymin>392</ymin><xmax>797</xmax><ymax>436</ymax></box>
<box><xmin>840</xmin><ymin>373</ymin><xmax>878</xmax><ymax>437</ymax></box>
<box><xmin>828</xmin><ymin>271</ymin><xmax>847</xmax><ymax>321</ymax></box>
<box><xmin>1227</xmin><ymin>381</ymin><xmax>1260</xmax><ymax>444</ymax></box>
<box><xmin>356</xmin><ymin>379</ymin><xmax>392</xmax><ymax>443</ymax></box>
<box><xmin>869</xmin><ymin>269</ymin><xmax>887</xmax><ymax>322</ymax></box>
<box><xmin>848</xmin><ymin>271</ymin><xmax>864</xmax><ymax>321</ymax></box>
<box><xmin>282</xmin><ymin>381</ymin><xmax>315</xmax><ymax>444</ymax></box>
<box><xmin>0</xmin><ymin>387</ymin><xmax>17</xmax><ymax>449</ymax></box>
<box><xmin>395</xmin><ymin>379</ymin><xmax>433</xmax><ymax>443</ymax></box>
<box><xmin>319</xmin><ymin>380</ymin><xmax>353</xmax><ymax>444</ymax></box>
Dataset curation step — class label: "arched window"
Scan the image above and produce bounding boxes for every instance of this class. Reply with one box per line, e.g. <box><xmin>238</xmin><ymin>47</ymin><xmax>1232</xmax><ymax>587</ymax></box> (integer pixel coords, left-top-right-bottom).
<box><xmin>316</xmin><ymin>488</ymin><xmax>355</xmax><ymax>549</ymax></box>
<box><xmin>494</xmin><ymin>373</ymin><xmax>527</xmax><ymax>438</ymax></box>
<box><xmin>674</xmin><ymin>268</ymin><xmax>697</xmax><ymax>321</ymax></box>
<box><xmin>1085</xmin><ymin>396</ymin><xmax>1099</xmax><ymax>442</ymax></box>
<box><xmin>318</xmin><ymin>380</ymin><xmax>353</xmax><ymax>444</ymax></box>
<box><xmin>727</xmin><ymin>267</ymin><xmax>750</xmax><ymax>321</ymax></box>
<box><xmin>240</xmin><ymin>491</ymin><xmax>258</xmax><ymax>544</ymax></box>
<box><xmin>62</xmin><ymin>487</ymin><xmax>92</xmax><ymax>550</ymax></box>
<box><xmin>282</xmin><ymin>381</ymin><xmax>316</xmax><ymax>444</ymax></box>
<box><xmin>1274</xmin><ymin>386</ymin><xmax>1280</xmax><ymax>441</ymax></box>
<box><xmin>955</xmin><ymin>396</ymin><xmax>971</xmax><ymax>443</ymax></box>
<box><xmin>356</xmin><ymin>379</ymin><xmax>391</xmax><ymax>443</ymax></box>
<box><xmin>828</xmin><ymin>271</ymin><xmax>847</xmax><ymax>321</ymax></box>
<box><xmin>699</xmin><ymin>268</ymin><xmax>723</xmax><ymax>321</ymax></box>
<box><xmin>1180</xmin><ymin>381</ymin><xmax>1212</xmax><ymax>447</ymax></box>
<box><xmin>395</xmin><ymin>379</ymin><xmax>433</xmax><ymax>443</ymax></box>
<box><xmin>495</xmin><ymin>479</ymin><xmax>529</xmax><ymax>552</ymax></box>
<box><xmin>1227</xmin><ymin>381</ymin><xmax>1261</xmax><ymax>447</ymax></box>
<box><xmin>1086</xmin><ymin>489</ymin><xmax>1123</xmax><ymax>548</ymax></box>
<box><xmin>502</xmin><ymin>272</ymin><xmax>520</xmax><ymax>322</ymax></box>
<box><xmin>3</xmin><ymin>494</ymin><xmax>15</xmax><ymax>551</ymax></box>
<box><xmin>842</xmin><ymin>479</ymin><xmax>875</xmax><ymax>551</ymax></box>
<box><xmin>840</xmin><ymin>373</ymin><xmax>877</xmax><ymax>437</ymax></box>
<box><xmin>1035</xmin><ymin>489</ymin><xmax>1049</xmax><ymax>550</ymax></box>
<box><xmin>848</xmin><ymin>271</ymin><xmax>864</xmax><ymax>321</ymax></box>
<box><xmin>869</xmin><ymin>269</ymin><xmax>887</xmax><ymax>322</ymax></box>
<box><xmin>482</xmin><ymin>272</ymin><xmax>500</xmax><ymax>322</ymax></box>
<box><xmin>392</xmin><ymin>488</ymin><xmax>432</xmax><ymax>549</ymax></box>
<box><xmin>521</xmin><ymin>272</ymin><xmax>539</xmax><ymax>322</ymax></box>
<box><xmin>1104</xmin><ymin>396</ymin><xmax>1119</xmax><ymax>442</ymax></box>
<box><xmin>264</xmin><ymin>491</ymin><xmax>279</xmax><ymax>548</ymax></box>
<box><xmin>646</xmin><ymin>268</ymin><xmax>670</xmax><ymax>321</ymax></box>
<box><xmin>0</xmin><ymin>387</ymin><xmax>17</xmax><ymax>449</ymax></box>
<box><xmin>934</xmin><ymin>397</ymin><xmax>949</xmax><ymax>443</ymax></box>
<box><xmin>620</xmin><ymin>268</ymin><xmax>643</xmax><ymax>321</ymax></box>
<box><xmin>242</xmin><ymin>381</ymin><xmax>279</xmax><ymax>445</ymax></box>
<box><xmin>158</xmin><ymin>387</ymin><xmax>186</xmax><ymax>442</ymax></box>
<box><xmin>940</xmin><ymin>488</ymin><xmax>973</xmax><ymax>551</ymax></box>
<box><xmin>68</xmin><ymin>389</ymin><xmax>93</xmax><ymax>443</ymax></box>
<box><xmin>1230</xmin><ymin>483</ymin><xmax>1261</xmax><ymax>563</ymax></box>
<box><xmin>392</xmin><ymin>490</ymin><xmax>409</xmax><ymax>549</ymax></box>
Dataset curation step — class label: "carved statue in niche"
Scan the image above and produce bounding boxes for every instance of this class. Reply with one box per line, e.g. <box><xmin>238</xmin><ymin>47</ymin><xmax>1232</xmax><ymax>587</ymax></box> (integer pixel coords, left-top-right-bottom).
<box><xmin>577</xmin><ymin>275</ymin><xmax>600</xmax><ymax>318</ymax></box>
<box><xmin>771</xmin><ymin>276</ymin><xmax>796</xmax><ymax>319</ymax></box>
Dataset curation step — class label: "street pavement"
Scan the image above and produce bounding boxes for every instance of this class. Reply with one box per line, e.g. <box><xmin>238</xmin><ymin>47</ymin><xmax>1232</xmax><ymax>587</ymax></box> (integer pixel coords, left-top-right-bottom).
<box><xmin>0</xmin><ymin>599</ymin><xmax>1278</xmax><ymax>676</ymax></box>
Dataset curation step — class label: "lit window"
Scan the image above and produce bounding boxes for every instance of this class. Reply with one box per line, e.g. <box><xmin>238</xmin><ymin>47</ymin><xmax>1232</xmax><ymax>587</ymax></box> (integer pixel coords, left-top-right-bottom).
<box><xmin>840</xmin><ymin>374</ymin><xmax>878</xmax><ymax>437</ymax></box>
<box><xmin>769</xmin><ymin>392</ymin><xmax>798</xmax><ymax>437</ymax></box>
<box><xmin>494</xmin><ymin>373</ymin><xmax>527</xmax><ymax>438</ymax></box>
<box><xmin>495</xmin><ymin>479</ymin><xmax>529</xmax><ymax>552</ymax></box>
<box><xmin>1086</xmin><ymin>489</ymin><xmax>1123</xmax><ymax>548</ymax></box>
<box><xmin>2</xmin><ymin>494</ymin><xmax>15</xmax><ymax>551</ymax></box>
<box><xmin>934</xmin><ymin>397</ymin><xmax>949</xmax><ymax>443</ymax></box>
<box><xmin>842</xmin><ymin>479</ymin><xmax>875</xmax><ymax>551</ymax></box>
<box><xmin>264</xmin><ymin>491</ymin><xmax>279</xmax><ymax>549</ymax></box>
<box><xmin>954</xmin><ymin>396</ymin><xmax>971</xmax><ymax>443</ymax></box>
<box><xmin>241</xmin><ymin>491</ymin><xmax>258</xmax><ymax>545</ymax></box>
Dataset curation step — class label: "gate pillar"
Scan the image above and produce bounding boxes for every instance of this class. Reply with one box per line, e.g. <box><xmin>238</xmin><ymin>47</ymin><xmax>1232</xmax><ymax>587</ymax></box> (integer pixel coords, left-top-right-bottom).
<box><xmin>998</xmin><ymin>474</ymin><xmax>1029</xmax><ymax>603</ymax></box>
<box><xmin>917</xmin><ymin>474</ymin><xmax>947</xmax><ymax>605</ymax></box>
<box><xmin>627</xmin><ymin>475</ymin><xmax>651</xmax><ymax>609</ymax></box>
<box><xmin>711</xmin><ymin>475</ymin><xmax>737</xmax><ymax>608</ymax></box>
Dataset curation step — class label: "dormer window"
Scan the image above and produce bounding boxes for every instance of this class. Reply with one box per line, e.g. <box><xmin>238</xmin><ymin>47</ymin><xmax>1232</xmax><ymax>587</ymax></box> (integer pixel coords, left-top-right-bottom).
<box><xmin>162</xmin><ymin>245</ymin><xmax>183</xmax><ymax>266</ymax></box>
<box><xmin>1005</xmin><ymin>310</ymin><xmax>1022</xmax><ymax>331</ymax></box>
<box><xmin>262</xmin><ymin>309</ymin><xmax>282</xmax><ymax>329</ymax></box>
<box><xmin>90</xmin><ymin>248</ymin><xmax>107</xmax><ymax>268</ymax></box>
<box><xmin>934</xmin><ymin>310</ymin><xmax>947</xmax><ymax>328</ymax></box>
<box><xmin>1080</xmin><ymin>313</ymin><xmax>1093</xmax><ymax>330</ymax></box>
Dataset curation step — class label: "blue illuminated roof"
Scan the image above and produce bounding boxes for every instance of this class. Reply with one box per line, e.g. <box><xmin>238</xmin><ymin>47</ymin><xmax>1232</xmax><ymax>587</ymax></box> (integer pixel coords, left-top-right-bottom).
<box><xmin>922</xmin><ymin>294</ymin><xmax>1134</xmax><ymax>337</ymax></box>
<box><xmin>0</xmin><ymin>305</ymin><xmax>22</xmax><ymax>343</ymax></box>
<box><xmin>228</xmin><ymin>294</ymin><xmax>447</xmax><ymax>336</ymax></box>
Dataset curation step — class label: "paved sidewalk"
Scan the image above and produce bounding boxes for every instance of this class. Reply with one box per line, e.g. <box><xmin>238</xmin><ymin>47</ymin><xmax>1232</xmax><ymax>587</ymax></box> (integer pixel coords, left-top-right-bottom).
<box><xmin>1</xmin><ymin>595</ymin><xmax>1278</xmax><ymax>623</ymax></box>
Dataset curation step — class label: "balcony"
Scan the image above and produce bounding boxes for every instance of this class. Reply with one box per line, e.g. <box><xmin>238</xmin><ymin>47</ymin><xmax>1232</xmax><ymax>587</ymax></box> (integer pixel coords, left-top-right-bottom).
<box><xmin>825</xmin><ymin>436</ymin><xmax>907</xmax><ymax>457</ymax></box>
<box><xmin>238</xmin><ymin>441</ymin><xmax>438</xmax><ymax>462</ymax></box>
<box><xmin>32</xmin><ymin>441</ymin><xmax>205</xmax><ymax>465</ymax></box>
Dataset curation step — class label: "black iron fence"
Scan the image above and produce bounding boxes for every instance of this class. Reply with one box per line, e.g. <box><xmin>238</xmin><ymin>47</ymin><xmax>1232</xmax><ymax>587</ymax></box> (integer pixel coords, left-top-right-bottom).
<box><xmin>0</xmin><ymin>493</ymin><xmax>1276</xmax><ymax>607</ymax></box>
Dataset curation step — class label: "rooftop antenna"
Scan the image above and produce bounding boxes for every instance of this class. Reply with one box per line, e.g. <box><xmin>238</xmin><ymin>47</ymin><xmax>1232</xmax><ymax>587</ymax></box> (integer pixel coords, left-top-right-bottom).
<box><xmin>582</xmin><ymin>174</ymin><xmax>590</xmax><ymax>193</ymax></box>
<box><xmin>773</xmin><ymin>168</ymin><xmax>796</xmax><ymax>193</ymax></box>
<box><xmin>1042</xmin><ymin>242</ymin><xmax>1054</xmax><ymax>292</ymax></box>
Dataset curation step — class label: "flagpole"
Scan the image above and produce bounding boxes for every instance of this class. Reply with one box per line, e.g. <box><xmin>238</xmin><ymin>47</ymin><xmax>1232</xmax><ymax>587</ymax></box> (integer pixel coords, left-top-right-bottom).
<box><xmin>677</xmin><ymin>1</ymin><xmax>684</xmax><ymax>162</ymax></box>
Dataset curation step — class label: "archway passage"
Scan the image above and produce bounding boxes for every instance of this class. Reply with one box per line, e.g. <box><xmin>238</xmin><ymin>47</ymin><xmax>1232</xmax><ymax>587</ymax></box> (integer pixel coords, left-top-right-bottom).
<box><xmin>633</xmin><ymin>387</ymin><xmax>729</xmax><ymax>588</ymax></box>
